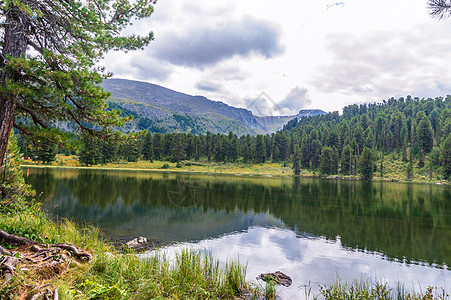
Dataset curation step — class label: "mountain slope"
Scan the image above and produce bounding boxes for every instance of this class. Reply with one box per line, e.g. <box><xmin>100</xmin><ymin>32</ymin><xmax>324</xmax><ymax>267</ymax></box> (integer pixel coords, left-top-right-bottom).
<box><xmin>102</xmin><ymin>79</ymin><xmax>326</xmax><ymax>135</ymax></box>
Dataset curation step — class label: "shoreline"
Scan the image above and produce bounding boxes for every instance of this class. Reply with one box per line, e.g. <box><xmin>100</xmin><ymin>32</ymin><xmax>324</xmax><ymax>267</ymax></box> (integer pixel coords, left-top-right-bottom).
<box><xmin>22</xmin><ymin>161</ymin><xmax>450</xmax><ymax>186</ymax></box>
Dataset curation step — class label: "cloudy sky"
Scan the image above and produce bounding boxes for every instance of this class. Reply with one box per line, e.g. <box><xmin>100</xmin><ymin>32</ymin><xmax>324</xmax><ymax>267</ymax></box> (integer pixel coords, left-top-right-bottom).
<box><xmin>103</xmin><ymin>0</ymin><xmax>451</xmax><ymax>116</ymax></box>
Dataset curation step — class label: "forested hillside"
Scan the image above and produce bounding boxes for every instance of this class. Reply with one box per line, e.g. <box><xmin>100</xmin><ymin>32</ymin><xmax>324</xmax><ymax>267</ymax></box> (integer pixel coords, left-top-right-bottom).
<box><xmin>282</xmin><ymin>96</ymin><xmax>451</xmax><ymax>179</ymax></box>
<box><xmin>101</xmin><ymin>79</ymin><xmax>325</xmax><ymax>135</ymax></box>
<box><xmin>19</xmin><ymin>96</ymin><xmax>451</xmax><ymax>181</ymax></box>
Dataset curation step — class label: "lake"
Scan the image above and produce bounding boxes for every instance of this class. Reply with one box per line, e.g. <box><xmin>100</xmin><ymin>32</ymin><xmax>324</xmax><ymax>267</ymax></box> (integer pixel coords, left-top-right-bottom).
<box><xmin>24</xmin><ymin>167</ymin><xmax>451</xmax><ymax>298</ymax></box>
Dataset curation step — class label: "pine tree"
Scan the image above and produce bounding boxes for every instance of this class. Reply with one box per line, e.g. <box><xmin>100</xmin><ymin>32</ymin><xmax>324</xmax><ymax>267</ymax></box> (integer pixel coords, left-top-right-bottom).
<box><xmin>320</xmin><ymin>147</ymin><xmax>337</xmax><ymax>175</ymax></box>
<box><xmin>359</xmin><ymin>147</ymin><xmax>374</xmax><ymax>180</ymax></box>
<box><xmin>340</xmin><ymin>144</ymin><xmax>353</xmax><ymax>175</ymax></box>
<box><xmin>291</xmin><ymin>144</ymin><xmax>302</xmax><ymax>175</ymax></box>
<box><xmin>0</xmin><ymin>131</ymin><xmax>34</xmax><ymax>206</ymax></box>
<box><xmin>442</xmin><ymin>135</ymin><xmax>451</xmax><ymax>179</ymax></box>
<box><xmin>79</xmin><ymin>134</ymin><xmax>101</xmax><ymax>166</ymax></box>
<box><xmin>34</xmin><ymin>142</ymin><xmax>57</xmax><ymax>164</ymax></box>
<box><xmin>152</xmin><ymin>133</ymin><xmax>163</xmax><ymax>160</ymax></box>
<box><xmin>142</xmin><ymin>133</ymin><xmax>154</xmax><ymax>161</ymax></box>
<box><xmin>253</xmin><ymin>135</ymin><xmax>266</xmax><ymax>163</ymax></box>
<box><xmin>0</xmin><ymin>0</ymin><xmax>155</xmax><ymax>168</ymax></box>
<box><xmin>417</xmin><ymin>116</ymin><xmax>434</xmax><ymax>153</ymax></box>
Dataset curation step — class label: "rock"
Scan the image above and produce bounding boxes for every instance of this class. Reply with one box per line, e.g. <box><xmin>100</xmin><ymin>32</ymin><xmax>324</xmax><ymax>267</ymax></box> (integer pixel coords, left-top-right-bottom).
<box><xmin>125</xmin><ymin>237</ymin><xmax>148</xmax><ymax>251</ymax></box>
<box><xmin>258</xmin><ymin>271</ymin><xmax>292</xmax><ymax>287</ymax></box>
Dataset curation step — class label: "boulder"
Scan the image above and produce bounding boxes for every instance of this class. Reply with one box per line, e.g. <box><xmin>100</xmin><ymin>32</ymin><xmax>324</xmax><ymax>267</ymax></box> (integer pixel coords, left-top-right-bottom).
<box><xmin>125</xmin><ymin>237</ymin><xmax>148</xmax><ymax>251</ymax></box>
<box><xmin>258</xmin><ymin>271</ymin><xmax>292</xmax><ymax>287</ymax></box>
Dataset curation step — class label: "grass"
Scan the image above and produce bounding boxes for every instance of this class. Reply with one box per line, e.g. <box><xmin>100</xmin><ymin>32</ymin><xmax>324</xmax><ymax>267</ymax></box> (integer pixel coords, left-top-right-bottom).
<box><xmin>316</xmin><ymin>279</ymin><xmax>450</xmax><ymax>300</ymax></box>
<box><xmin>0</xmin><ymin>200</ymin><xmax>251</xmax><ymax>299</ymax></box>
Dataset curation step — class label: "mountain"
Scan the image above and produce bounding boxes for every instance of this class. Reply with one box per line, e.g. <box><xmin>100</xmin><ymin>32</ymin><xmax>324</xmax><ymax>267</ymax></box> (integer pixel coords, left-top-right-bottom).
<box><xmin>101</xmin><ymin>79</ymin><xmax>326</xmax><ymax>135</ymax></box>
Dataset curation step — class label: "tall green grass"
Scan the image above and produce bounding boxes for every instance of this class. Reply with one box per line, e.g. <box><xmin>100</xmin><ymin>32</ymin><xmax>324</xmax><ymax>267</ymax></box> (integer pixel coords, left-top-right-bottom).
<box><xmin>68</xmin><ymin>248</ymin><xmax>247</xmax><ymax>299</ymax></box>
<box><xmin>318</xmin><ymin>279</ymin><xmax>450</xmax><ymax>300</ymax></box>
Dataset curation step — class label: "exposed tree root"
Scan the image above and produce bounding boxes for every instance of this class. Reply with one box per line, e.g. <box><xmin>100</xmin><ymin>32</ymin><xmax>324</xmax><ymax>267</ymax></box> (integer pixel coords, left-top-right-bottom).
<box><xmin>0</xmin><ymin>230</ymin><xmax>92</xmax><ymax>299</ymax></box>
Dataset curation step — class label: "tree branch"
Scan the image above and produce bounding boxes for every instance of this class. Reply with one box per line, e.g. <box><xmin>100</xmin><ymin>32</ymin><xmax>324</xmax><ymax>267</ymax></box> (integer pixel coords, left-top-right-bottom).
<box><xmin>428</xmin><ymin>0</ymin><xmax>451</xmax><ymax>18</ymax></box>
<box><xmin>16</xmin><ymin>102</ymin><xmax>49</xmax><ymax>128</ymax></box>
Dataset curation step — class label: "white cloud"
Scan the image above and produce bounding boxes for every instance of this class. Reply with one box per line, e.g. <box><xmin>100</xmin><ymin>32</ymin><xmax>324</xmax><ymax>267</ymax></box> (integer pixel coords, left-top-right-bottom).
<box><xmin>102</xmin><ymin>0</ymin><xmax>451</xmax><ymax>115</ymax></box>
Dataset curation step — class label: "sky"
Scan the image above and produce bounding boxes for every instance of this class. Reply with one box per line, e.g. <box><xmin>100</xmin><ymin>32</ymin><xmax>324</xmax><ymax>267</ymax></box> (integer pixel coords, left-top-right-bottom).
<box><xmin>103</xmin><ymin>0</ymin><xmax>451</xmax><ymax>116</ymax></box>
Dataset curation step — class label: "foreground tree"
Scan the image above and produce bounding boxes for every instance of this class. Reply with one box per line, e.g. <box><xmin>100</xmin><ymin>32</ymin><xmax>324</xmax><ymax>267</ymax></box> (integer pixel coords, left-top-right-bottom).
<box><xmin>0</xmin><ymin>0</ymin><xmax>156</xmax><ymax>168</ymax></box>
<box><xmin>428</xmin><ymin>0</ymin><xmax>451</xmax><ymax>18</ymax></box>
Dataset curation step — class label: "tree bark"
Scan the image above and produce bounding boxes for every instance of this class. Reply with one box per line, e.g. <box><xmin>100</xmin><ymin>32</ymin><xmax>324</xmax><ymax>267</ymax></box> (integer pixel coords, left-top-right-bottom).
<box><xmin>0</xmin><ymin>5</ymin><xmax>30</xmax><ymax>168</ymax></box>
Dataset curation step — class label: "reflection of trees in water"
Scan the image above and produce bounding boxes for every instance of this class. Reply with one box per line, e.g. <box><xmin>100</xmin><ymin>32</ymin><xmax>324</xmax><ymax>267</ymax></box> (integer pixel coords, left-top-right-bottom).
<box><xmin>26</xmin><ymin>168</ymin><xmax>451</xmax><ymax>267</ymax></box>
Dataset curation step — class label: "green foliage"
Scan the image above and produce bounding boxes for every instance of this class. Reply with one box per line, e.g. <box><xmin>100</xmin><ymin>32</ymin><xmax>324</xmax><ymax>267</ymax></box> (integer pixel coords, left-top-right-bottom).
<box><xmin>359</xmin><ymin>147</ymin><xmax>374</xmax><ymax>180</ymax></box>
<box><xmin>79</xmin><ymin>134</ymin><xmax>101</xmax><ymax>166</ymax></box>
<box><xmin>85</xmin><ymin>249</ymin><xmax>248</xmax><ymax>299</ymax></box>
<box><xmin>418</xmin><ymin>116</ymin><xmax>434</xmax><ymax>153</ymax></box>
<box><xmin>253</xmin><ymin>135</ymin><xmax>266</xmax><ymax>164</ymax></box>
<box><xmin>442</xmin><ymin>135</ymin><xmax>451</xmax><ymax>179</ymax></box>
<box><xmin>320</xmin><ymin>147</ymin><xmax>338</xmax><ymax>175</ymax></box>
<box><xmin>0</xmin><ymin>0</ymin><xmax>156</xmax><ymax>168</ymax></box>
<box><xmin>341</xmin><ymin>144</ymin><xmax>353</xmax><ymax>175</ymax></box>
<box><xmin>291</xmin><ymin>144</ymin><xmax>302</xmax><ymax>175</ymax></box>
<box><xmin>320</xmin><ymin>280</ymin><xmax>449</xmax><ymax>300</ymax></box>
<box><xmin>0</xmin><ymin>131</ymin><xmax>35</xmax><ymax>212</ymax></box>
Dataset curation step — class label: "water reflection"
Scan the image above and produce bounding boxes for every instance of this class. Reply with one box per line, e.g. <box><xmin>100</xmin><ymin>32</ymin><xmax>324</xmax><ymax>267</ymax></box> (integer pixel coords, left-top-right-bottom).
<box><xmin>24</xmin><ymin>167</ymin><xmax>451</xmax><ymax>268</ymax></box>
<box><xmin>151</xmin><ymin>227</ymin><xmax>449</xmax><ymax>299</ymax></box>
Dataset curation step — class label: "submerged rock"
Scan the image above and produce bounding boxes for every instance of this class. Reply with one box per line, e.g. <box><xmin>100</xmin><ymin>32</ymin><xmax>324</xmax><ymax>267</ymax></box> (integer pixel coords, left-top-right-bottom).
<box><xmin>258</xmin><ymin>271</ymin><xmax>292</xmax><ymax>287</ymax></box>
<box><xmin>125</xmin><ymin>237</ymin><xmax>148</xmax><ymax>251</ymax></box>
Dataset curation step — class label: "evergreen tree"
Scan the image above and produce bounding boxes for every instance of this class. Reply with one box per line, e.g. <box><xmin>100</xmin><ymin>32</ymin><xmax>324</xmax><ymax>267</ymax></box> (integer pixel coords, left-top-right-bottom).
<box><xmin>272</xmin><ymin>146</ymin><xmax>280</xmax><ymax>163</ymax></box>
<box><xmin>340</xmin><ymin>144</ymin><xmax>353</xmax><ymax>175</ymax></box>
<box><xmin>171</xmin><ymin>134</ymin><xmax>187</xmax><ymax>162</ymax></box>
<box><xmin>359</xmin><ymin>147</ymin><xmax>374</xmax><ymax>180</ymax></box>
<box><xmin>320</xmin><ymin>147</ymin><xmax>337</xmax><ymax>175</ymax></box>
<box><xmin>153</xmin><ymin>133</ymin><xmax>163</xmax><ymax>160</ymax></box>
<box><xmin>0</xmin><ymin>131</ymin><xmax>34</xmax><ymax>206</ymax></box>
<box><xmin>417</xmin><ymin>116</ymin><xmax>434</xmax><ymax>153</ymax></box>
<box><xmin>79</xmin><ymin>134</ymin><xmax>101</xmax><ymax>166</ymax></box>
<box><xmin>121</xmin><ymin>134</ymin><xmax>142</xmax><ymax>162</ymax></box>
<box><xmin>0</xmin><ymin>0</ymin><xmax>155</xmax><ymax>168</ymax></box>
<box><xmin>34</xmin><ymin>142</ymin><xmax>57</xmax><ymax>164</ymax></box>
<box><xmin>142</xmin><ymin>132</ymin><xmax>154</xmax><ymax>161</ymax></box>
<box><xmin>291</xmin><ymin>144</ymin><xmax>302</xmax><ymax>175</ymax></box>
<box><xmin>253</xmin><ymin>135</ymin><xmax>266</xmax><ymax>163</ymax></box>
<box><xmin>100</xmin><ymin>138</ymin><xmax>120</xmax><ymax>164</ymax></box>
<box><xmin>442</xmin><ymin>135</ymin><xmax>451</xmax><ymax>179</ymax></box>
<box><xmin>311</xmin><ymin>140</ymin><xmax>322</xmax><ymax>169</ymax></box>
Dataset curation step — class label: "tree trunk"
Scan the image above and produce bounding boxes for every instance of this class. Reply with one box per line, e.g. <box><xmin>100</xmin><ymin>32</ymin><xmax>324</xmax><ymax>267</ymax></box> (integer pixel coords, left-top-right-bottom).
<box><xmin>0</xmin><ymin>5</ymin><xmax>29</xmax><ymax>168</ymax></box>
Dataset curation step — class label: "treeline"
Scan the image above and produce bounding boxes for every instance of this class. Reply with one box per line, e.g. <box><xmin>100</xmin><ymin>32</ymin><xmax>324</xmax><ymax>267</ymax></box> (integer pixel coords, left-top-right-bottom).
<box><xmin>17</xmin><ymin>96</ymin><xmax>451</xmax><ymax>180</ymax></box>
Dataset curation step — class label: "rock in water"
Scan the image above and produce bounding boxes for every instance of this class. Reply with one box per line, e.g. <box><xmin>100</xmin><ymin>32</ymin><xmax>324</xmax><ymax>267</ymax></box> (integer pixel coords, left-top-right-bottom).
<box><xmin>258</xmin><ymin>271</ymin><xmax>292</xmax><ymax>287</ymax></box>
<box><xmin>125</xmin><ymin>237</ymin><xmax>148</xmax><ymax>251</ymax></box>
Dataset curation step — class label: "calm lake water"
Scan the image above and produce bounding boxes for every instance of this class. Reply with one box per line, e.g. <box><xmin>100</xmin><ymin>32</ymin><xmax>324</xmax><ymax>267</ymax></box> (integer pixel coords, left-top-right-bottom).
<box><xmin>24</xmin><ymin>167</ymin><xmax>451</xmax><ymax>298</ymax></box>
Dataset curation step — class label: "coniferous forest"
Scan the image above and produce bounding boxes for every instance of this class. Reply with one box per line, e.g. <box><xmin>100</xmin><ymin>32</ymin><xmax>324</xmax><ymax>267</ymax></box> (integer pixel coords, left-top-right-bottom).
<box><xmin>18</xmin><ymin>96</ymin><xmax>451</xmax><ymax>180</ymax></box>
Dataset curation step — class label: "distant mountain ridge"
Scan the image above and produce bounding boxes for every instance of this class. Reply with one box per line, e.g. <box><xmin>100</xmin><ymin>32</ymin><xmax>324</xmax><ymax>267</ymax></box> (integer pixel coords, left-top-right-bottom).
<box><xmin>102</xmin><ymin>79</ymin><xmax>326</xmax><ymax>135</ymax></box>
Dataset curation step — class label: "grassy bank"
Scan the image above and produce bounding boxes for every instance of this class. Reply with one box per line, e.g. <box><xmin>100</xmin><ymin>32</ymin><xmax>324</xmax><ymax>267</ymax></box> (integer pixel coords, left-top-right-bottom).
<box><xmin>0</xmin><ymin>203</ymin><xmax>253</xmax><ymax>299</ymax></box>
<box><xmin>23</xmin><ymin>154</ymin><xmax>450</xmax><ymax>185</ymax></box>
